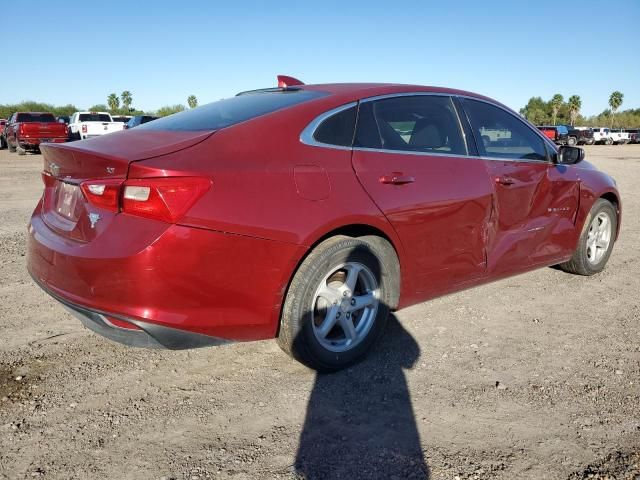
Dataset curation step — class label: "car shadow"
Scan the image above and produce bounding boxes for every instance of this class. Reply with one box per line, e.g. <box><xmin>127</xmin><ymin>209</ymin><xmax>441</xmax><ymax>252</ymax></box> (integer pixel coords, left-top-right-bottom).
<box><xmin>294</xmin><ymin>314</ymin><xmax>429</xmax><ymax>479</ymax></box>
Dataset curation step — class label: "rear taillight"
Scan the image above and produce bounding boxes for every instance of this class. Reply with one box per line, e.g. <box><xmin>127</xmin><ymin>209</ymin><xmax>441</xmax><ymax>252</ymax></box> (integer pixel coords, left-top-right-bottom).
<box><xmin>79</xmin><ymin>177</ymin><xmax>211</xmax><ymax>222</ymax></box>
<box><xmin>80</xmin><ymin>179</ymin><xmax>123</xmax><ymax>212</ymax></box>
<box><xmin>19</xmin><ymin>124</ymin><xmax>25</xmax><ymax>135</ymax></box>
<box><xmin>122</xmin><ymin>177</ymin><xmax>211</xmax><ymax>222</ymax></box>
<box><xmin>81</xmin><ymin>125</ymin><xmax>87</xmax><ymax>134</ymax></box>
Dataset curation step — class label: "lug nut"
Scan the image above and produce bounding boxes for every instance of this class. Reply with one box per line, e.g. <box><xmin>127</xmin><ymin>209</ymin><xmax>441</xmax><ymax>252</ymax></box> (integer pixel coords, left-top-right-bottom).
<box><xmin>346</xmin><ymin>312</ymin><xmax>351</xmax><ymax>319</ymax></box>
<box><xmin>350</xmin><ymin>298</ymin><xmax>356</xmax><ymax>306</ymax></box>
<box><xmin>336</xmin><ymin>312</ymin><xmax>341</xmax><ymax>318</ymax></box>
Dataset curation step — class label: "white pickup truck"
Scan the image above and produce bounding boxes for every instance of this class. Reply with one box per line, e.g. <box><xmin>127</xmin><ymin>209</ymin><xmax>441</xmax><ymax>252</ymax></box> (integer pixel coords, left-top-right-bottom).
<box><xmin>68</xmin><ymin>112</ymin><xmax>124</xmax><ymax>141</ymax></box>
<box><xmin>610</xmin><ymin>129</ymin><xmax>630</xmax><ymax>144</ymax></box>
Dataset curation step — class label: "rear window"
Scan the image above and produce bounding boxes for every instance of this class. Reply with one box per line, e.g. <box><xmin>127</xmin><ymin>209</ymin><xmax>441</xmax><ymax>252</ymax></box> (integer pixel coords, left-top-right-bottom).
<box><xmin>139</xmin><ymin>89</ymin><xmax>327</xmax><ymax>132</ymax></box>
<box><xmin>16</xmin><ymin>113</ymin><xmax>56</xmax><ymax>123</ymax></box>
<box><xmin>79</xmin><ymin>114</ymin><xmax>112</xmax><ymax>122</ymax></box>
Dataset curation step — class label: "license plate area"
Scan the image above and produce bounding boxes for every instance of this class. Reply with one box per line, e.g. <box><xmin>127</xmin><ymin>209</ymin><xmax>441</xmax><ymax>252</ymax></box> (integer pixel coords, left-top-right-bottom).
<box><xmin>54</xmin><ymin>181</ymin><xmax>81</xmax><ymax>221</ymax></box>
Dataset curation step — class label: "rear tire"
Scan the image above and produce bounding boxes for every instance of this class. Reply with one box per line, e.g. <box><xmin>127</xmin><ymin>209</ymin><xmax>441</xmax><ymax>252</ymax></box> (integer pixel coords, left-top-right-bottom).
<box><xmin>8</xmin><ymin>139</ymin><xmax>16</xmax><ymax>152</ymax></box>
<box><xmin>559</xmin><ymin>199</ymin><xmax>617</xmax><ymax>276</ymax></box>
<box><xmin>277</xmin><ymin>235</ymin><xmax>398</xmax><ymax>372</ymax></box>
<box><xmin>0</xmin><ymin>136</ymin><xmax>5</xmax><ymax>149</ymax></box>
<box><xmin>16</xmin><ymin>144</ymin><xmax>26</xmax><ymax>155</ymax></box>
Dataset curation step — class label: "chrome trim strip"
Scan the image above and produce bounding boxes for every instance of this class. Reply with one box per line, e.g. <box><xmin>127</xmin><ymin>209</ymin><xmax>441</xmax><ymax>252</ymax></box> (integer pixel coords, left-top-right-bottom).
<box><xmin>352</xmin><ymin>146</ymin><xmax>473</xmax><ymax>160</ymax></box>
<box><xmin>299</xmin><ymin>102</ymin><xmax>357</xmax><ymax>150</ymax></box>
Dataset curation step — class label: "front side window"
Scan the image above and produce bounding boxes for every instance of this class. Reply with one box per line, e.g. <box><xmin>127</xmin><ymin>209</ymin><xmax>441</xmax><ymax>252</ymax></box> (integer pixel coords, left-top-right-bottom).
<box><xmin>354</xmin><ymin>95</ymin><xmax>467</xmax><ymax>155</ymax></box>
<box><xmin>462</xmin><ymin>99</ymin><xmax>547</xmax><ymax>161</ymax></box>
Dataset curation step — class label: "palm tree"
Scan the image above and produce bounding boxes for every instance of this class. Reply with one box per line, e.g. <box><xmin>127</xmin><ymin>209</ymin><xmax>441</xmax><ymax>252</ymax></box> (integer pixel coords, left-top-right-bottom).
<box><xmin>608</xmin><ymin>91</ymin><xmax>624</xmax><ymax>128</ymax></box>
<box><xmin>567</xmin><ymin>95</ymin><xmax>582</xmax><ymax>126</ymax></box>
<box><xmin>550</xmin><ymin>94</ymin><xmax>564</xmax><ymax>125</ymax></box>
<box><xmin>107</xmin><ymin>93</ymin><xmax>120</xmax><ymax>112</ymax></box>
<box><xmin>121</xmin><ymin>91</ymin><xmax>133</xmax><ymax>112</ymax></box>
<box><xmin>187</xmin><ymin>95</ymin><xmax>198</xmax><ymax>109</ymax></box>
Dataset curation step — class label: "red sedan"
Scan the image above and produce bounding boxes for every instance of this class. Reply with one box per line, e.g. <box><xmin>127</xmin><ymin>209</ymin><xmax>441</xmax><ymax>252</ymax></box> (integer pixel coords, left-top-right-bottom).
<box><xmin>27</xmin><ymin>78</ymin><xmax>621</xmax><ymax>371</ymax></box>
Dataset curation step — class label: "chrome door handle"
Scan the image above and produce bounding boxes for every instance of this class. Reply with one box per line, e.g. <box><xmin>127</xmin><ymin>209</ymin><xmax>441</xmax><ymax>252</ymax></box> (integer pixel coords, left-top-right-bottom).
<box><xmin>495</xmin><ymin>176</ymin><xmax>515</xmax><ymax>186</ymax></box>
<box><xmin>379</xmin><ymin>174</ymin><xmax>416</xmax><ymax>185</ymax></box>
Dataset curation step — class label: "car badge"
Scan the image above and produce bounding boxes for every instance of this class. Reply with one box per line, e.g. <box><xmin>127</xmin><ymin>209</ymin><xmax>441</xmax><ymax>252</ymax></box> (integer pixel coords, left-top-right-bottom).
<box><xmin>89</xmin><ymin>213</ymin><xmax>101</xmax><ymax>229</ymax></box>
<box><xmin>49</xmin><ymin>163</ymin><xmax>60</xmax><ymax>176</ymax></box>
<box><xmin>106</xmin><ymin>167</ymin><xmax>115</xmax><ymax>174</ymax></box>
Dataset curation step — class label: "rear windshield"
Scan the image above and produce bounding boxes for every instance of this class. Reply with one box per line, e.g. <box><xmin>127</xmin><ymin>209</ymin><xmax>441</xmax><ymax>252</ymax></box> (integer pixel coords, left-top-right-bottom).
<box><xmin>139</xmin><ymin>89</ymin><xmax>327</xmax><ymax>132</ymax></box>
<box><xmin>79</xmin><ymin>113</ymin><xmax>112</xmax><ymax>122</ymax></box>
<box><xmin>16</xmin><ymin>113</ymin><xmax>56</xmax><ymax>123</ymax></box>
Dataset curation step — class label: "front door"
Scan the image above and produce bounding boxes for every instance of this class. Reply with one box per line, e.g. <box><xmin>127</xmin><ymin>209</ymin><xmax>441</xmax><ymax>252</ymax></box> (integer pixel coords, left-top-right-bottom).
<box><xmin>460</xmin><ymin>98</ymin><xmax>580</xmax><ymax>273</ymax></box>
<box><xmin>351</xmin><ymin>95</ymin><xmax>493</xmax><ymax>298</ymax></box>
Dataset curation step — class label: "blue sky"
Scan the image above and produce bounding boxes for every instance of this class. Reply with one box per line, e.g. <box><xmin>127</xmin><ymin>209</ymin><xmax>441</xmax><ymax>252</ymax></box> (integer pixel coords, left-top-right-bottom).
<box><xmin>6</xmin><ymin>0</ymin><xmax>639</xmax><ymax>116</ymax></box>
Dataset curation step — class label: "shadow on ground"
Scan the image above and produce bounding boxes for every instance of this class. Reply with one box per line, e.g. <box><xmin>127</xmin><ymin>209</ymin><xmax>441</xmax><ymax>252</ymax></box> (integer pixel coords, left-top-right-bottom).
<box><xmin>294</xmin><ymin>315</ymin><xmax>429</xmax><ymax>479</ymax></box>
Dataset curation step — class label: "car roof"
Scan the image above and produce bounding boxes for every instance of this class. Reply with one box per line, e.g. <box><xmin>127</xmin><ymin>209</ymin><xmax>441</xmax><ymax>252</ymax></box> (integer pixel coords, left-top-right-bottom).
<box><xmin>302</xmin><ymin>82</ymin><xmax>495</xmax><ymax>101</ymax></box>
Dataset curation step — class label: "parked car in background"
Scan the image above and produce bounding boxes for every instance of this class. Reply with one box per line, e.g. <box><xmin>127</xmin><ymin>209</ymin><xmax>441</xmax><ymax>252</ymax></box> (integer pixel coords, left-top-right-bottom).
<box><xmin>592</xmin><ymin>128</ymin><xmax>613</xmax><ymax>145</ymax></box>
<box><xmin>112</xmin><ymin>115</ymin><xmax>132</xmax><ymax>124</ymax></box>
<box><xmin>566</xmin><ymin>126</ymin><xmax>595</xmax><ymax>146</ymax></box>
<box><xmin>625</xmin><ymin>129</ymin><xmax>640</xmax><ymax>144</ymax></box>
<box><xmin>610</xmin><ymin>129</ymin><xmax>630</xmax><ymax>145</ymax></box>
<box><xmin>68</xmin><ymin>112</ymin><xmax>125</xmax><ymax>141</ymax></box>
<box><xmin>125</xmin><ymin>115</ymin><xmax>159</xmax><ymax>129</ymax></box>
<box><xmin>27</xmin><ymin>79</ymin><xmax>621</xmax><ymax>371</ymax></box>
<box><xmin>537</xmin><ymin>125</ymin><xmax>569</xmax><ymax>145</ymax></box>
<box><xmin>0</xmin><ymin>119</ymin><xmax>6</xmax><ymax>149</ymax></box>
<box><xmin>4</xmin><ymin>112</ymin><xmax>68</xmax><ymax>155</ymax></box>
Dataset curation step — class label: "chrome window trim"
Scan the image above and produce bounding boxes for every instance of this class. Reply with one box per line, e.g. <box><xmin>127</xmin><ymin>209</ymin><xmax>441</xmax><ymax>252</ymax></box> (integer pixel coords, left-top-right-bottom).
<box><xmin>299</xmin><ymin>101</ymin><xmax>357</xmax><ymax>151</ymax></box>
<box><xmin>300</xmin><ymin>92</ymin><xmax>557</xmax><ymax>164</ymax></box>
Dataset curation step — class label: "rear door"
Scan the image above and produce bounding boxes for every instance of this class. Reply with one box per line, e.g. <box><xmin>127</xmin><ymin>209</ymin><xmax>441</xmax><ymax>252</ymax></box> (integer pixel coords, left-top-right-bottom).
<box><xmin>351</xmin><ymin>94</ymin><xmax>493</xmax><ymax>297</ymax></box>
<box><xmin>460</xmin><ymin>98</ymin><xmax>579</xmax><ymax>272</ymax></box>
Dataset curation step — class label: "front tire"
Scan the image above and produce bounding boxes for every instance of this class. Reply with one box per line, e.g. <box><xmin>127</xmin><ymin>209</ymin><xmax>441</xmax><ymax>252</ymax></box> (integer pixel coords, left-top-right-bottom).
<box><xmin>559</xmin><ymin>199</ymin><xmax>617</xmax><ymax>276</ymax></box>
<box><xmin>277</xmin><ymin>235</ymin><xmax>398</xmax><ymax>372</ymax></box>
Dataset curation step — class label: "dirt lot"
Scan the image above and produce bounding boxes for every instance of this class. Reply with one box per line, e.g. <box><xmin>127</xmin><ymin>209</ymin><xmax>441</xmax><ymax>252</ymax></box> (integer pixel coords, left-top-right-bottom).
<box><xmin>0</xmin><ymin>146</ymin><xmax>639</xmax><ymax>480</ymax></box>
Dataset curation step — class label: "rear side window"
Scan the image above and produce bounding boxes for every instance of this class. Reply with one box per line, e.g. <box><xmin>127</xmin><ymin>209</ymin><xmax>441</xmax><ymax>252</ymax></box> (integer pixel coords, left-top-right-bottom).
<box><xmin>16</xmin><ymin>113</ymin><xmax>56</xmax><ymax>123</ymax></box>
<box><xmin>139</xmin><ymin>89</ymin><xmax>327</xmax><ymax>132</ymax></box>
<box><xmin>462</xmin><ymin>98</ymin><xmax>547</xmax><ymax>161</ymax></box>
<box><xmin>313</xmin><ymin>106</ymin><xmax>357</xmax><ymax>146</ymax></box>
<box><xmin>354</xmin><ymin>95</ymin><xmax>468</xmax><ymax>155</ymax></box>
<box><xmin>79</xmin><ymin>114</ymin><xmax>112</xmax><ymax>122</ymax></box>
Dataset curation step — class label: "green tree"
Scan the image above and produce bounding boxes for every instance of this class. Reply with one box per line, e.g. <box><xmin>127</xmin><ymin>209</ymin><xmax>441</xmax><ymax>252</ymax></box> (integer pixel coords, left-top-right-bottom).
<box><xmin>121</xmin><ymin>91</ymin><xmax>133</xmax><ymax>112</ymax></box>
<box><xmin>187</xmin><ymin>95</ymin><xmax>198</xmax><ymax>109</ymax></box>
<box><xmin>550</xmin><ymin>94</ymin><xmax>564</xmax><ymax>125</ymax></box>
<box><xmin>107</xmin><ymin>93</ymin><xmax>120</xmax><ymax>112</ymax></box>
<box><xmin>520</xmin><ymin>96</ymin><xmax>550</xmax><ymax>125</ymax></box>
<box><xmin>567</xmin><ymin>95</ymin><xmax>582</xmax><ymax>126</ymax></box>
<box><xmin>608</xmin><ymin>91</ymin><xmax>624</xmax><ymax>128</ymax></box>
<box><xmin>88</xmin><ymin>104</ymin><xmax>109</xmax><ymax>112</ymax></box>
<box><xmin>156</xmin><ymin>104</ymin><xmax>186</xmax><ymax>117</ymax></box>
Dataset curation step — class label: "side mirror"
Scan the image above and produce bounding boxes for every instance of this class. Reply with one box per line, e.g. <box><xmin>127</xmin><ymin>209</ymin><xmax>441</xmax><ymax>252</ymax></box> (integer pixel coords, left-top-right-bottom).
<box><xmin>556</xmin><ymin>145</ymin><xmax>584</xmax><ymax>165</ymax></box>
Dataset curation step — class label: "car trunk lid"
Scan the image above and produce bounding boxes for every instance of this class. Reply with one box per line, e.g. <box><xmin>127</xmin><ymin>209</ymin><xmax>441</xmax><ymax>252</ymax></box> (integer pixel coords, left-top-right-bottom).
<box><xmin>39</xmin><ymin>129</ymin><xmax>215</xmax><ymax>242</ymax></box>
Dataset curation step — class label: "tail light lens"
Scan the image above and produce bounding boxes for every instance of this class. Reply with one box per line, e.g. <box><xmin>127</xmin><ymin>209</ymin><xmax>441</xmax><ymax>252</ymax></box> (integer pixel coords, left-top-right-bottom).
<box><xmin>80</xmin><ymin>179</ymin><xmax>123</xmax><ymax>212</ymax></box>
<box><xmin>79</xmin><ymin>177</ymin><xmax>211</xmax><ymax>222</ymax></box>
<box><xmin>19</xmin><ymin>124</ymin><xmax>25</xmax><ymax>135</ymax></box>
<box><xmin>122</xmin><ymin>177</ymin><xmax>211</xmax><ymax>222</ymax></box>
<box><xmin>81</xmin><ymin>125</ymin><xmax>87</xmax><ymax>134</ymax></box>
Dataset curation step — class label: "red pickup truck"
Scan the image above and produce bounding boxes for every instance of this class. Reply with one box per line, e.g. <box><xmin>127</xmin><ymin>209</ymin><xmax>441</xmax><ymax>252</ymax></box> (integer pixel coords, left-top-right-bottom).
<box><xmin>5</xmin><ymin>112</ymin><xmax>68</xmax><ymax>155</ymax></box>
<box><xmin>0</xmin><ymin>119</ymin><xmax>6</xmax><ymax>149</ymax></box>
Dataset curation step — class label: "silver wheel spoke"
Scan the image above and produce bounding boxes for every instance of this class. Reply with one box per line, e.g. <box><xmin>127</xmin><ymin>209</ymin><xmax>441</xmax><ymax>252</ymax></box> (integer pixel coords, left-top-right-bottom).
<box><xmin>586</xmin><ymin>212</ymin><xmax>613</xmax><ymax>265</ymax></box>
<box><xmin>317</xmin><ymin>305</ymin><xmax>340</xmax><ymax>338</ymax></box>
<box><xmin>343</xmin><ymin>263</ymin><xmax>362</xmax><ymax>292</ymax></box>
<box><xmin>349</xmin><ymin>292</ymin><xmax>377</xmax><ymax>312</ymax></box>
<box><xmin>338</xmin><ymin>316</ymin><xmax>357</xmax><ymax>341</ymax></box>
<box><xmin>317</xmin><ymin>284</ymin><xmax>340</xmax><ymax>304</ymax></box>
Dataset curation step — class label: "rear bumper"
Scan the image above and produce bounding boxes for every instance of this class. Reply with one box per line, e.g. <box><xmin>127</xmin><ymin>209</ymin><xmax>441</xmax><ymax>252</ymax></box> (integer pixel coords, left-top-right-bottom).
<box><xmin>33</xmin><ymin>274</ymin><xmax>230</xmax><ymax>349</ymax></box>
<box><xmin>19</xmin><ymin>138</ymin><xmax>67</xmax><ymax>149</ymax></box>
<box><xmin>27</xmin><ymin>201</ymin><xmax>306</xmax><ymax>344</ymax></box>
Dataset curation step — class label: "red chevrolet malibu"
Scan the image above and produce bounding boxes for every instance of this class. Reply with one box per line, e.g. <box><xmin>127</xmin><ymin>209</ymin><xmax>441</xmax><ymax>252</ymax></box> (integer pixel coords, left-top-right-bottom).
<box><xmin>27</xmin><ymin>78</ymin><xmax>621</xmax><ymax>371</ymax></box>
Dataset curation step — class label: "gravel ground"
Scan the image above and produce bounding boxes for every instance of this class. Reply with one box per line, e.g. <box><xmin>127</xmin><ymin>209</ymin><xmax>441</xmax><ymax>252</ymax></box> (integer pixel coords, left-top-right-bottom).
<box><xmin>0</xmin><ymin>146</ymin><xmax>638</xmax><ymax>480</ymax></box>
